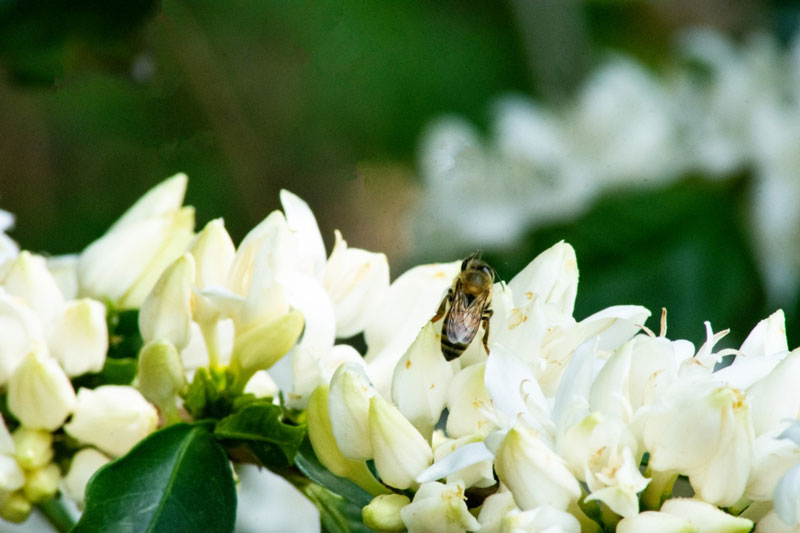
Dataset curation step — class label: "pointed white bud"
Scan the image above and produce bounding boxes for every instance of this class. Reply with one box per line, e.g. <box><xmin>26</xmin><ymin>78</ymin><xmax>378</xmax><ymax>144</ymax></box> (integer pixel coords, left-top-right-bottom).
<box><xmin>139</xmin><ymin>254</ymin><xmax>195</xmax><ymax>350</ymax></box>
<box><xmin>328</xmin><ymin>363</ymin><xmax>378</xmax><ymax>460</ymax></box>
<box><xmin>391</xmin><ymin>323</ymin><xmax>456</xmax><ymax>439</ymax></box>
<box><xmin>477</xmin><ymin>491</ymin><xmax>518</xmax><ymax>533</ymax></box>
<box><xmin>507</xmin><ymin>241</ymin><xmax>578</xmax><ymax>314</ymax></box>
<box><xmin>495</xmin><ymin>425</ymin><xmax>581</xmax><ymax>511</ymax></box>
<box><xmin>399</xmin><ymin>481</ymin><xmax>480</xmax><ymax>533</ymax></box>
<box><xmin>78</xmin><ymin>174</ymin><xmax>194</xmax><ymax>308</ymax></box>
<box><xmin>64</xmin><ymin>385</ymin><xmax>158</xmax><ymax>457</ymax></box>
<box><xmin>2</xmin><ymin>251</ymin><xmax>64</xmax><ymax>325</ymax></box>
<box><xmin>280</xmin><ymin>189</ymin><xmax>327</xmax><ymax>279</ymax></box>
<box><xmin>8</xmin><ymin>346</ymin><xmax>76</xmax><ymax>430</ymax></box>
<box><xmin>369</xmin><ymin>395</ymin><xmax>433</xmax><ymax>490</ymax></box>
<box><xmin>48</xmin><ymin>298</ymin><xmax>108</xmax><ymax>377</ymax></box>
<box><xmin>189</xmin><ymin>218</ymin><xmax>235</xmax><ymax>289</ymax></box>
<box><xmin>62</xmin><ymin>447</ymin><xmax>111</xmax><ymax>509</ymax></box>
<box><xmin>323</xmin><ymin>230</ymin><xmax>389</xmax><ymax>338</ymax></box>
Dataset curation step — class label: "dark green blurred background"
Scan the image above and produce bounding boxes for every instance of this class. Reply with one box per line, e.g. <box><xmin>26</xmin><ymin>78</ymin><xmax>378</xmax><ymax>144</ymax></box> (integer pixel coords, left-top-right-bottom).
<box><xmin>0</xmin><ymin>0</ymin><xmax>797</xmax><ymax>347</ymax></box>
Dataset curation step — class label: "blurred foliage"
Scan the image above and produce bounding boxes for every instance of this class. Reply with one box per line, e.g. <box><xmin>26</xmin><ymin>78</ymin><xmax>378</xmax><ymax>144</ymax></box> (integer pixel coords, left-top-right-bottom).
<box><xmin>1</xmin><ymin>0</ymin><xmax>799</xmax><ymax>351</ymax></box>
<box><xmin>485</xmin><ymin>175</ymin><xmax>769</xmax><ymax>349</ymax></box>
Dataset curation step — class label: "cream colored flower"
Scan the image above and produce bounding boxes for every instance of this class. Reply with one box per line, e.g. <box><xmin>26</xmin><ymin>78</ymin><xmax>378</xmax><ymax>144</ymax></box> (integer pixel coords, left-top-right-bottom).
<box><xmin>8</xmin><ymin>346</ymin><xmax>76</xmax><ymax>431</ymax></box>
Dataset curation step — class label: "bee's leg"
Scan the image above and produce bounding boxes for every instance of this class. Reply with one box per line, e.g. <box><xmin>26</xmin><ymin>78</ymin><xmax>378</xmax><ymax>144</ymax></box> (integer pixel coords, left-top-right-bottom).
<box><xmin>481</xmin><ymin>307</ymin><xmax>493</xmax><ymax>354</ymax></box>
<box><xmin>431</xmin><ymin>288</ymin><xmax>453</xmax><ymax>323</ymax></box>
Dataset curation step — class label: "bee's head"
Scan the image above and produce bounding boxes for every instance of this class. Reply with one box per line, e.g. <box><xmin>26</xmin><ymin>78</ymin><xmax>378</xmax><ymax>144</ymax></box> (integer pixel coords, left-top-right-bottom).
<box><xmin>461</xmin><ymin>251</ymin><xmax>495</xmax><ymax>288</ymax></box>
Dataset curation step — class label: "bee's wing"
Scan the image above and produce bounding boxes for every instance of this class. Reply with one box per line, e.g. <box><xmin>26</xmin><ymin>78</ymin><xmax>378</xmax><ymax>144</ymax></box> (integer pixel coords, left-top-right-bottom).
<box><xmin>444</xmin><ymin>292</ymin><xmax>487</xmax><ymax>345</ymax></box>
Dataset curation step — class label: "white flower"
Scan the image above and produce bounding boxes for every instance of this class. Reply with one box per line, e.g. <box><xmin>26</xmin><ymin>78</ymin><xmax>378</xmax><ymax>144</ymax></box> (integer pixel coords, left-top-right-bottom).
<box><xmin>46</xmin><ymin>254</ymin><xmax>79</xmax><ymax>301</ymax></box>
<box><xmin>62</xmin><ymin>447</ymin><xmax>111</xmax><ymax>509</ymax></box>
<box><xmin>642</xmin><ymin>381</ymin><xmax>754</xmax><ymax>506</ymax></box>
<box><xmin>477</xmin><ymin>491</ymin><xmax>518</xmax><ymax>533</ymax></box>
<box><xmin>323</xmin><ymin>230</ymin><xmax>389</xmax><ymax>338</ymax></box>
<box><xmin>369</xmin><ymin>395</ymin><xmax>433</xmax><ymax>490</ymax></box>
<box><xmin>432</xmin><ymin>434</ymin><xmax>495</xmax><ymax>489</ymax></box>
<box><xmin>494</xmin><ymin>425</ymin><xmax>581</xmax><ymax>511</ymax></box>
<box><xmin>364</xmin><ymin>260</ymin><xmax>461</xmax><ymax>397</ymax></box>
<box><xmin>8</xmin><ymin>346</ymin><xmax>76</xmax><ymax>430</ymax></box>
<box><xmin>189</xmin><ymin>218</ymin><xmax>235</xmax><ymax>290</ymax></box>
<box><xmin>47</xmin><ymin>298</ymin><xmax>108</xmax><ymax>377</ymax></box>
<box><xmin>445</xmin><ymin>362</ymin><xmax>494</xmax><ymax>438</ymax></box>
<box><xmin>616</xmin><ymin>511</ymin><xmax>696</xmax><ymax>533</ymax></box>
<box><xmin>399</xmin><ymin>481</ymin><xmax>480</xmax><ymax>533</ymax></box>
<box><xmin>659</xmin><ymin>498</ymin><xmax>752</xmax><ymax>533</ymax></box>
<box><xmin>747</xmin><ymin>433</ymin><xmax>800</xmax><ymax>501</ymax></box>
<box><xmin>64</xmin><ymin>385</ymin><xmax>158</xmax><ymax>457</ymax></box>
<box><xmin>78</xmin><ymin>173</ymin><xmax>195</xmax><ymax>309</ymax></box>
<box><xmin>391</xmin><ymin>323</ymin><xmax>457</xmax><ymax>438</ymax></box>
<box><xmin>0</xmin><ymin>420</ymin><xmax>25</xmax><ymax>493</ymax></box>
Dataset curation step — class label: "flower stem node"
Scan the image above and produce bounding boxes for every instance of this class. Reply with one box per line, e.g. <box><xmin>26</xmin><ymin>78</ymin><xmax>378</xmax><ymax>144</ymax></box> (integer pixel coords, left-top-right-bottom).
<box><xmin>11</xmin><ymin>428</ymin><xmax>53</xmax><ymax>471</ymax></box>
<box><xmin>362</xmin><ymin>493</ymin><xmax>410</xmax><ymax>532</ymax></box>
<box><xmin>137</xmin><ymin>339</ymin><xmax>187</xmax><ymax>424</ymax></box>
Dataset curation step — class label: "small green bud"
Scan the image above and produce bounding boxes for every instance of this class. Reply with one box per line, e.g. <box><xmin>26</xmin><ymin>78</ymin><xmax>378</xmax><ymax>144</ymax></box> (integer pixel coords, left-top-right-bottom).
<box><xmin>0</xmin><ymin>491</ymin><xmax>32</xmax><ymax>523</ymax></box>
<box><xmin>229</xmin><ymin>310</ymin><xmax>304</xmax><ymax>391</ymax></box>
<box><xmin>23</xmin><ymin>463</ymin><xmax>60</xmax><ymax>503</ymax></box>
<box><xmin>362</xmin><ymin>494</ymin><xmax>410</xmax><ymax>532</ymax></box>
<box><xmin>12</xmin><ymin>428</ymin><xmax>53</xmax><ymax>471</ymax></box>
<box><xmin>137</xmin><ymin>339</ymin><xmax>186</xmax><ymax>424</ymax></box>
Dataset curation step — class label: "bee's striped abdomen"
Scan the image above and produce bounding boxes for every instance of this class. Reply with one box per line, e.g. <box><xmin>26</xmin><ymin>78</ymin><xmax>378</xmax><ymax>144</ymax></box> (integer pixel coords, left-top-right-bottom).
<box><xmin>441</xmin><ymin>337</ymin><xmax>467</xmax><ymax>361</ymax></box>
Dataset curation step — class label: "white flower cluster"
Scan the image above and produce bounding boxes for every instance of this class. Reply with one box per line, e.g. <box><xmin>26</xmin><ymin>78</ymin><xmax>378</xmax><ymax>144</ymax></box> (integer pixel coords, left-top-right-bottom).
<box><xmin>415</xmin><ymin>28</ymin><xmax>800</xmax><ymax>304</ymax></box>
<box><xmin>313</xmin><ymin>240</ymin><xmax>800</xmax><ymax>532</ymax></box>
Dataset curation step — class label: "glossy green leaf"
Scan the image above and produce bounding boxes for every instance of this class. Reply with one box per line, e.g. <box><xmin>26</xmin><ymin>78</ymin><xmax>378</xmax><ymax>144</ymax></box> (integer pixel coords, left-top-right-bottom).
<box><xmin>73</xmin><ymin>423</ymin><xmax>236</xmax><ymax>533</ymax></box>
<box><xmin>294</xmin><ymin>438</ymin><xmax>372</xmax><ymax>508</ymax></box>
<box><xmin>214</xmin><ymin>400</ymin><xmax>306</xmax><ymax>469</ymax></box>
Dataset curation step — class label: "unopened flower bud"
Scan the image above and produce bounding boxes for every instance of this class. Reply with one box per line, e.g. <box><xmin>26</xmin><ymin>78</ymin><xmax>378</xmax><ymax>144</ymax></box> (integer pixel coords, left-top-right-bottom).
<box><xmin>8</xmin><ymin>347</ymin><xmax>76</xmax><ymax>431</ymax></box>
<box><xmin>229</xmin><ymin>310</ymin><xmax>304</xmax><ymax>391</ymax></box>
<box><xmin>11</xmin><ymin>428</ymin><xmax>52</xmax><ymax>470</ymax></box>
<box><xmin>369</xmin><ymin>395</ymin><xmax>433</xmax><ymax>490</ymax></box>
<box><xmin>137</xmin><ymin>339</ymin><xmax>186</xmax><ymax>424</ymax></box>
<box><xmin>616</xmin><ymin>511</ymin><xmax>696</xmax><ymax>533</ymax></box>
<box><xmin>362</xmin><ymin>493</ymin><xmax>410</xmax><ymax>532</ymax></box>
<box><xmin>139</xmin><ymin>254</ymin><xmax>195</xmax><ymax>350</ymax></box>
<box><xmin>307</xmin><ymin>385</ymin><xmax>388</xmax><ymax>496</ymax></box>
<box><xmin>495</xmin><ymin>425</ymin><xmax>581</xmax><ymax>511</ymax></box>
<box><xmin>23</xmin><ymin>462</ymin><xmax>60</xmax><ymax>502</ymax></box>
<box><xmin>660</xmin><ymin>498</ymin><xmax>752</xmax><ymax>533</ymax></box>
<box><xmin>189</xmin><ymin>218</ymin><xmax>235</xmax><ymax>289</ymax></box>
<box><xmin>2</xmin><ymin>251</ymin><xmax>64</xmax><ymax>326</ymax></box>
<box><xmin>328</xmin><ymin>363</ymin><xmax>377</xmax><ymax>460</ymax></box>
<box><xmin>0</xmin><ymin>491</ymin><xmax>32</xmax><ymax>523</ymax></box>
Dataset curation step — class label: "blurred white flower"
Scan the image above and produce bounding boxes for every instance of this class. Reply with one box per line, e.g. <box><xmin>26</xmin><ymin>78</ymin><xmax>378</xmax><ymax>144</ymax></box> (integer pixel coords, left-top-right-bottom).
<box><xmin>8</xmin><ymin>346</ymin><xmax>76</xmax><ymax>431</ymax></box>
<box><xmin>62</xmin><ymin>448</ymin><xmax>111</xmax><ymax>509</ymax></box>
<box><xmin>64</xmin><ymin>385</ymin><xmax>158</xmax><ymax>457</ymax></box>
<box><xmin>400</xmin><ymin>481</ymin><xmax>480</xmax><ymax>533</ymax></box>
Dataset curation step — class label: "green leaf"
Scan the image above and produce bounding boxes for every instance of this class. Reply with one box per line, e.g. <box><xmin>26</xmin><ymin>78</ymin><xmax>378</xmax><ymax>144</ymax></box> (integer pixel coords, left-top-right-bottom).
<box><xmin>294</xmin><ymin>438</ymin><xmax>372</xmax><ymax>508</ymax></box>
<box><xmin>297</xmin><ymin>482</ymin><xmax>372</xmax><ymax>533</ymax></box>
<box><xmin>71</xmin><ymin>357</ymin><xmax>138</xmax><ymax>389</ymax></box>
<box><xmin>73</xmin><ymin>423</ymin><xmax>236</xmax><ymax>533</ymax></box>
<box><xmin>214</xmin><ymin>400</ymin><xmax>306</xmax><ymax>470</ymax></box>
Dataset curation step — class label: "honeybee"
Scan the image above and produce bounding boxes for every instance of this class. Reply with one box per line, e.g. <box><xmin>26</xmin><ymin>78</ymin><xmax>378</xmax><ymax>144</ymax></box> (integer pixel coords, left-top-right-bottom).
<box><xmin>431</xmin><ymin>252</ymin><xmax>495</xmax><ymax>361</ymax></box>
